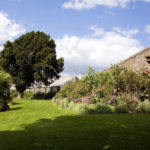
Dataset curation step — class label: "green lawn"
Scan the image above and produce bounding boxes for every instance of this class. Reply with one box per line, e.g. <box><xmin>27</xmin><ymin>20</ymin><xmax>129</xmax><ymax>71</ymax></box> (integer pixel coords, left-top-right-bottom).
<box><xmin>0</xmin><ymin>99</ymin><xmax>150</xmax><ymax>150</ymax></box>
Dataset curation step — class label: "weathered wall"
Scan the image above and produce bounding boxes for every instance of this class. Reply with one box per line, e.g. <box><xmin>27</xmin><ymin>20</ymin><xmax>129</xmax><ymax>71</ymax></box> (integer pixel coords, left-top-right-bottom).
<box><xmin>119</xmin><ymin>47</ymin><xmax>150</xmax><ymax>72</ymax></box>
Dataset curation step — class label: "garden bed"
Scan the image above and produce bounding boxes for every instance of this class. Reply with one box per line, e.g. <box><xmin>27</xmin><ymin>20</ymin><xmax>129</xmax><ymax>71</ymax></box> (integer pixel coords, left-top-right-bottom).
<box><xmin>53</xmin><ymin>66</ymin><xmax>150</xmax><ymax>114</ymax></box>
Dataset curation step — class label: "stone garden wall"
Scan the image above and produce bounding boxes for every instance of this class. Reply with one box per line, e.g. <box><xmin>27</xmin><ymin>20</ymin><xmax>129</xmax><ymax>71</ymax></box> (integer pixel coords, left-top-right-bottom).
<box><xmin>119</xmin><ymin>46</ymin><xmax>150</xmax><ymax>72</ymax></box>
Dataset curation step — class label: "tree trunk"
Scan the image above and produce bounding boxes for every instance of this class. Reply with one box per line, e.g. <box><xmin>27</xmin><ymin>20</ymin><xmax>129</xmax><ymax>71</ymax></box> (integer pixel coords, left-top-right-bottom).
<box><xmin>18</xmin><ymin>92</ymin><xmax>23</xmax><ymax>98</ymax></box>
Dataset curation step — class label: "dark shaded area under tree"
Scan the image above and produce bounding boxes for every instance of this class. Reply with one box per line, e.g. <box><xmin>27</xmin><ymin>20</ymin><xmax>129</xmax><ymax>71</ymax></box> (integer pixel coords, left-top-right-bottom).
<box><xmin>0</xmin><ymin>114</ymin><xmax>150</xmax><ymax>150</ymax></box>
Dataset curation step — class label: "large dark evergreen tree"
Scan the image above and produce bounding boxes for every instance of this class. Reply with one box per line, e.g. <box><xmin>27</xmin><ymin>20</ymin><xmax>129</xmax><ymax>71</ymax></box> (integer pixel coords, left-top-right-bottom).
<box><xmin>0</xmin><ymin>31</ymin><xmax>64</xmax><ymax>98</ymax></box>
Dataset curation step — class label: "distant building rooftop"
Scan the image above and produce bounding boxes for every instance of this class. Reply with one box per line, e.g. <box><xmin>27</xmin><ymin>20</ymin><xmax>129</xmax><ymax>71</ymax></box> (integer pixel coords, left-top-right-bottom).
<box><xmin>50</xmin><ymin>76</ymin><xmax>78</xmax><ymax>87</ymax></box>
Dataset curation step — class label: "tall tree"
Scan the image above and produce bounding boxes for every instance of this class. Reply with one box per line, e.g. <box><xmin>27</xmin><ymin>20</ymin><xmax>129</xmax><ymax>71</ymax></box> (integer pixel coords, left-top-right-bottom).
<box><xmin>0</xmin><ymin>67</ymin><xmax>11</xmax><ymax>111</ymax></box>
<box><xmin>0</xmin><ymin>31</ymin><xmax>64</xmax><ymax>98</ymax></box>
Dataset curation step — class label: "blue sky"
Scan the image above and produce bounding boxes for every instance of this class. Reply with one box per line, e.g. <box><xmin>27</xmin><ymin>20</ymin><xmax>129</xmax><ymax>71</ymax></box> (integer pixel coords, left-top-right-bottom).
<box><xmin>0</xmin><ymin>0</ymin><xmax>150</xmax><ymax>75</ymax></box>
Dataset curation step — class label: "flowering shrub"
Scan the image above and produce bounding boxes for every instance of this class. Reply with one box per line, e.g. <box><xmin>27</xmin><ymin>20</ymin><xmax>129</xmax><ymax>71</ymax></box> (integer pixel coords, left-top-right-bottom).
<box><xmin>90</xmin><ymin>84</ymin><xmax>113</xmax><ymax>103</ymax></box>
<box><xmin>74</xmin><ymin>97</ymin><xmax>91</xmax><ymax>104</ymax></box>
<box><xmin>110</xmin><ymin>65</ymin><xmax>146</xmax><ymax>95</ymax></box>
<box><xmin>55</xmin><ymin>81</ymin><xmax>92</xmax><ymax>100</ymax></box>
<box><xmin>140</xmin><ymin>79</ymin><xmax>150</xmax><ymax>101</ymax></box>
<box><xmin>107</xmin><ymin>95</ymin><xmax>117</xmax><ymax>106</ymax></box>
<box><xmin>53</xmin><ymin>66</ymin><xmax>150</xmax><ymax>114</ymax></box>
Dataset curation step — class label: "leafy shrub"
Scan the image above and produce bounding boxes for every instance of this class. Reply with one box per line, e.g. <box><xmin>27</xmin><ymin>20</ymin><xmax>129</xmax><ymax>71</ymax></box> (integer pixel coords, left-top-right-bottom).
<box><xmin>91</xmin><ymin>84</ymin><xmax>113</xmax><ymax>103</ymax></box>
<box><xmin>55</xmin><ymin>83</ymin><xmax>75</xmax><ymax>98</ymax></box>
<box><xmin>53</xmin><ymin>66</ymin><xmax>150</xmax><ymax>114</ymax></box>
<box><xmin>110</xmin><ymin>65</ymin><xmax>145</xmax><ymax>95</ymax></box>
<box><xmin>68</xmin><ymin>102</ymin><xmax>113</xmax><ymax>114</ymax></box>
<box><xmin>126</xmin><ymin>100</ymin><xmax>139</xmax><ymax>112</ymax></box>
<box><xmin>94</xmin><ymin>104</ymin><xmax>113</xmax><ymax>114</ymax></box>
<box><xmin>135</xmin><ymin>100</ymin><xmax>150</xmax><ymax>114</ymax></box>
<box><xmin>74</xmin><ymin>97</ymin><xmax>91</xmax><ymax>104</ymax></box>
<box><xmin>32</xmin><ymin>92</ymin><xmax>45</xmax><ymax>99</ymax></box>
<box><xmin>86</xmin><ymin>104</ymin><xmax>97</xmax><ymax>114</ymax></box>
<box><xmin>33</xmin><ymin>91</ymin><xmax>57</xmax><ymax>100</ymax></box>
<box><xmin>56</xmin><ymin>81</ymin><xmax>92</xmax><ymax>100</ymax></box>
<box><xmin>45</xmin><ymin>91</ymin><xmax>57</xmax><ymax>99</ymax></box>
<box><xmin>81</xmin><ymin>67</ymin><xmax>114</xmax><ymax>88</ymax></box>
<box><xmin>60</xmin><ymin>98</ymin><xmax>70</xmax><ymax>109</ymax></box>
<box><xmin>0</xmin><ymin>67</ymin><xmax>12</xmax><ymax>111</ymax></box>
<box><xmin>11</xmin><ymin>90</ymin><xmax>18</xmax><ymax>98</ymax></box>
<box><xmin>81</xmin><ymin>67</ymin><xmax>101</xmax><ymax>88</ymax></box>
<box><xmin>68</xmin><ymin>101</ymin><xmax>75</xmax><ymax>110</ymax></box>
<box><xmin>139</xmin><ymin>79</ymin><xmax>150</xmax><ymax>101</ymax></box>
<box><xmin>52</xmin><ymin>98</ymin><xmax>61</xmax><ymax>105</ymax></box>
<box><xmin>113</xmin><ymin>93</ymin><xmax>134</xmax><ymax>106</ymax></box>
<box><xmin>114</xmin><ymin>106</ymin><xmax>128</xmax><ymax>113</ymax></box>
<box><xmin>23</xmin><ymin>91</ymin><xmax>34</xmax><ymax>100</ymax></box>
<box><xmin>72</xmin><ymin>103</ymin><xmax>89</xmax><ymax>114</ymax></box>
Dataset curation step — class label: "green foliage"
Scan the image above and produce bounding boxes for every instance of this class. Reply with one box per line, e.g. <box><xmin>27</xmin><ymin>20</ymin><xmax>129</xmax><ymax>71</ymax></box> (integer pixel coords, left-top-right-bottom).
<box><xmin>139</xmin><ymin>79</ymin><xmax>150</xmax><ymax>101</ymax></box>
<box><xmin>81</xmin><ymin>67</ymin><xmax>100</xmax><ymax>88</ymax></box>
<box><xmin>0</xmin><ymin>67</ymin><xmax>12</xmax><ymax>111</ymax></box>
<box><xmin>0</xmin><ymin>31</ymin><xmax>64</xmax><ymax>97</ymax></box>
<box><xmin>90</xmin><ymin>84</ymin><xmax>113</xmax><ymax>103</ymax></box>
<box><xmin>135</xmin><ymin>100</ymin><xmax>150</xmax><ymax>114</ymax></box>
<box><xmin>67</xmin><ymin>102</ymin><xmax>112</xmax><ymax>114</ymax></box>
<box><xmin>126</xmin><ymin>100</ymin><xmax>139</xmax><ymax>112</ymax></box>
<box><xmin>23</xmin><ymin>91</ymin><xmax>34</xmax><ymax>100</ymax></box>
<box><xmin>114</xmin><ymin>93</ymin><xmax>133</xmax><ymax>106</ymax></box>
<box><xmin>54</xmin><ymin>66</ymin><xmax>150</xmax><ymax>114</ymax></box>
<box><xmin>33</xmin><ymin>91</ymin><xmax>57</xmax><ymax>100</ymax></box>
<box><xmin>93</xmin><ymin>103</ymin><xmax>113</xmax><ymax>114</ymax></box>
<box><xmin>60</xmin><ymin>98</ymin><xmax>70</xmax><ymax>109</ymax></box>
<box><xmin>98</xmin><ymin>71</ymin><xmax>114</xmax><ymax>86</ymax></box>
<box><xmin>55</xmin><ymin>82</ymin><xmax>75</xmax><ymax>98</ymax></box>
<box><xmin>71</xmin><ymin>103</ymin><xmax>89</xmax><ymax>114</ymax></box>
<box><xmin>56</xmin><ymin>81</ymin><xmax>92</xmax><ymax>100</ymax></box>
<box><xmin>114</xmin><ymin>106</ymin><xmax>128</xmax><ymax>113</ymax></box>
<box><xmin>68</xmin><ymin>101</ymin><xmax>75</xmax><ymax>110</ymax></box>
<box><xmin>110</xmin><ymin>65</ymin><xmax>145</xmax><ymax>95</ymax></box>
<box><xmin>81</xmin><ymin>67</ymin><xmax>113</xmax><ymax>88</ymax></box>
<box><xmin>11</xmin><ymin>90</ymin><xmax>18</xmax><ymax>98</ymax></box>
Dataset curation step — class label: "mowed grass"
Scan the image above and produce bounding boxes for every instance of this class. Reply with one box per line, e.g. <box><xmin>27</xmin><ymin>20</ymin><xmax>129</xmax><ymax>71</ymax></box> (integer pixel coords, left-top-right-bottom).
<box><xmin>0</xmin><ymin>99</ymin><xmax>150</xmax><ymax>150</ymax></box>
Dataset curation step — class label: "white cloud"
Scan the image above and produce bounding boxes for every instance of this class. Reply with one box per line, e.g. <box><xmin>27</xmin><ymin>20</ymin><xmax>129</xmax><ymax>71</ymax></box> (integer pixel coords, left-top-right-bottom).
<box><xmin>97</xmin><ymin>10</ymin><xmax>116</xmax><ymax>19</ymax></box>
<box><xmin>0</xmin><ymin>12</ymin><xmax>25</xmax><ymax>50</ymax></box>
<box><xmin>62</xmin><ymin>0</ymin><xmax>131</xmax><ymax>10</ymax></box>
<box><xmin>113</xmin><ymin>27</ymin><xmax>139</xmax><ymax>36</ymax></box>
<box><xmin>89</xmin><ymin>25</ymin><xmax>104</xmax><ymax>37</ymax></box>
<box><xmin>56</xmin><ymin>26</ymin><xmax>143</xmax><ymax>75</ymax></box>
<box><xmin>62</xmin><ymin>0</ymin><xmax>150</xmax><ymax>10</ymax></box>
<box><xmin>145</xmin><ymin>25</ymin><xmax>150</xmax><ymax>33</ymax></box>
<box><xmin>142</xmin><ymin>0</ymin><xmax>150</xmax><ymax>2</ymax></box>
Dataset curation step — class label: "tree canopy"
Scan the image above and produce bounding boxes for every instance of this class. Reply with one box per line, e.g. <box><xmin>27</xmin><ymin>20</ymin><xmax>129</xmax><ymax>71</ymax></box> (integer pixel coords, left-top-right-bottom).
<box><xmin>0</xmin><ymin>67</ymin><xmax>11</xmax><ymax>111</ymax></box>
<box><xmin>0</xmin><ymin>31</ymin><xmax>64</xmax><ymax>97</ymax></box>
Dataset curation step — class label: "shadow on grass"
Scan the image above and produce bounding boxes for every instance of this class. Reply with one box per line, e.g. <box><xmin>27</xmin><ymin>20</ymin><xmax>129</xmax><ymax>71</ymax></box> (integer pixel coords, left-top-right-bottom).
<box><xmin>30</xmin><ymin>99</ymin><xmax>52</xmax><ymax>101</ymax></box>
<box><xmin>0</xmin><ymin>114</ymin><xmax>150</xmax><ymax>150</ymax></box>
<box><xmin>11</xmin><ymin>102</ymin><xmax>20</xmax><ymax>105</ymax></box>
<box><xmin>9</xmin><ymin>107</ymin><xmax>22</xmax><ymax>111</ymax></box>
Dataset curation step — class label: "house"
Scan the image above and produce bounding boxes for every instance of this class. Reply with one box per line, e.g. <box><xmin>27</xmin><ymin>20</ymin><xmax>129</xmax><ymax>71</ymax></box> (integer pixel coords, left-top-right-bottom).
<box><xmin>50</xmin><ymin>76</ymin><xmax>79</xmax><ymax>92</ymax></box>
<box><xmin>26</xmin><ymin>76</ymin><xmax>79</xmax><ymax>94</ymax></box>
